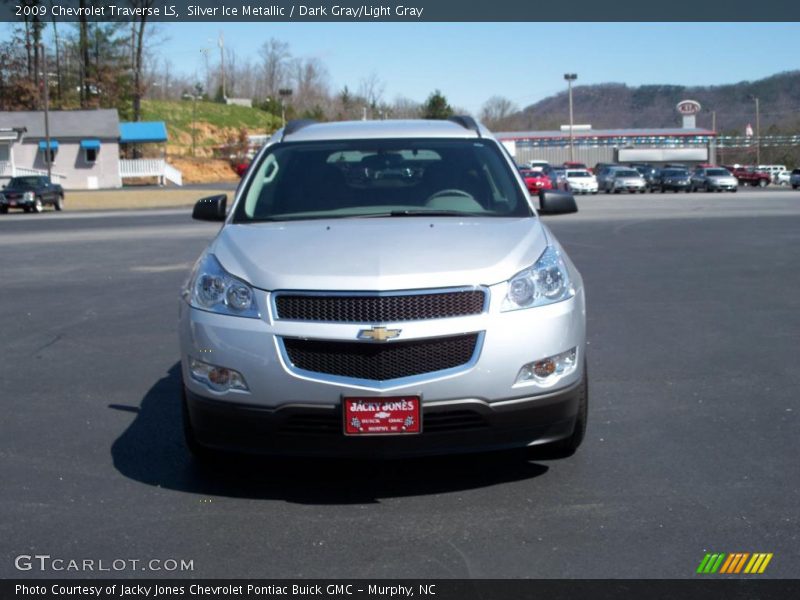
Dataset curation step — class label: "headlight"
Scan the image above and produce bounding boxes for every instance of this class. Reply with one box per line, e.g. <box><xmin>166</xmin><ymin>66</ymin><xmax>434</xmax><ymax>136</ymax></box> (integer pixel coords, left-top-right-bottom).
<box><xmin>183</xmin><ymin>253</ymin><xmax>259</xmax><ymax>318</ymax></box>
<box><xmin>24</xmin><ymin>191</ymin><xmax>34</xmax><ymax>201</ymax></box>
<box><xmin>501</xmin><ymin>246</ymin><xmax>574</xmax><ymax>311</ymax></box>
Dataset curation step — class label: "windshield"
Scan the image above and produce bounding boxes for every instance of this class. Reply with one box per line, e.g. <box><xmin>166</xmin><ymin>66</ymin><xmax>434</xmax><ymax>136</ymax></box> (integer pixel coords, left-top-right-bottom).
<box><xmin>233</xmin><ymin>139</ymin><xmax>532</xmax><ymax>222</ymax></box>
<box><xmin>706</xmin><ymin>169</ymin><xmax>730</xmax><ymax>176</ymax></box>
<box><xmin>8</xmin><ymin>177</ymin><xmax>41</xmax><ymax>188</ymax></box>
<box><xmin>567</xmin><ymin>170</ymin><xmax>591</xmax><ymax>178</ymax></box>
<box><xmin>615</xmin><ymin>170</ymin><xmax>640</xmax><ymax>178</ymax></box>
<box><xmin>663</xmin><ymin>169</ymin><xmax>688</xmax><ymax>177</ymax></box>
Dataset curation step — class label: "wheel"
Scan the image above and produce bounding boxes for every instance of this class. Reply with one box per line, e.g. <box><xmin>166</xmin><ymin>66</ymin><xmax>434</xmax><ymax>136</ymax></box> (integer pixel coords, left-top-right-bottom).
<box><xmin>759</xmin><ymin>179</ymin><xmax>768</xmax><ymax>188</ymax></box>
<box><xmin>54</xmin><ymin>194</ymin><xmax>64</xmax><ymax>211</ymax></box>
<box><xmin>639</xmin><ymin>189</ymin><xmax>646</xmax><ymax>194</ymax></box>
<box><xmin>660</xmin><ymin>188</ymin><xmax>666</xmax><ymax>194</ymax></box>
<box><xmin>591</xmin><ymin>191</ymin><xmax>597</xmax><ymax>195</ymax></box>
<box><xmin>23</xmin><ymin>206</ymin><xmax>31</xmax><ymax>213</ymax></box>
<box><xmin>528</xmin><ymin>361</ymin><xmax>588</xmax><ymax>459</ymax></box>
<box><xmin>612</xmin><ymin>186</ymin><xmax>620</xmax><ymax>194</ymax></box>
<box><xmin>793</xmin><ymin>185</ymin><xmax>798</xmax><ymax>190</ymax></box>
<box><xmin>684</xmin><ymin>188</ymin><xmax>690</xmax><ymax>193</ymax></box>
<box><xmin>32</xmin><ymin>197</ymin><xmax>43</xmax><ymax>213</ymax></box>
<box><xmin>0</xmin><ymin>206</ymin><xmax>7</xmax><ymax>214</ymax></box>
<box><xmin>182</xmin><ymin>386</ymin><xmax>222</xmax><ymax>463</ymax></box>
<box><xmin>705</xmin><ymin>184</ymin><xmax>712</xmax><ymax>193</ymax></box>
<box><xmin>732</xmin><ymin>188</ymin><xmax>738</xmax><ymax>193</ymax></box>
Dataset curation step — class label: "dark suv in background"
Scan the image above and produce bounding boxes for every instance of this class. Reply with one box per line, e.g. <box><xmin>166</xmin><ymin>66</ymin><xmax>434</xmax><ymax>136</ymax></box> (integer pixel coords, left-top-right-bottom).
<box><xmin>0</xmin><ymin>176</ymin><xmax>64</xmax><ymax>213</ymax></box>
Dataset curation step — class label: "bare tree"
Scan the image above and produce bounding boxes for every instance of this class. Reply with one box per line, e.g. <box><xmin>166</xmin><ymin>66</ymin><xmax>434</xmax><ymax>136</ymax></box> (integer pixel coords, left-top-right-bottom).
<box><xmin>359</xmin><ymin>72</ymin><xmax>385</xmax><ymax>117</ymax></box>
<box><xmin>480</xmin><ymin>96</ymin><xmax>518</xmax><ymax>130</ymax></box>
<box><xmin>259</xmin><ymin>38</ymin><xmax>290</xmax><ymax>99</ymax></box>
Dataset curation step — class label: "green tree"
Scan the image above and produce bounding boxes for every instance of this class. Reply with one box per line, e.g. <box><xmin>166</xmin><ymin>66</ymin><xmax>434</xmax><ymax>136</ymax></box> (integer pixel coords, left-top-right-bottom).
<box><xmin>421</xmin><ymin>90</ymin><xmax>453</xmax><ymax>119</ymax></box>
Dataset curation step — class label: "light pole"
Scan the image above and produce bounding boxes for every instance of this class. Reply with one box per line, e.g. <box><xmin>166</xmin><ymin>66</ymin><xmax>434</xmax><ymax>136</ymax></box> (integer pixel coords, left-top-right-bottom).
<box><xmin>564</xmin><ymin>73</ymin><xmax>577</xmax><ymax>162</ymax></box>
<box><xmin>751</xmin><ymin>96</ymin><xmax>761</xmax><ymax>165</ymax></box>
<box><xmin>278</xmin><ymin>88</ymin><xmax>293</xmax><ymax>127</ymax></box>
<box><xmin>39</xmin><ymin>43</ymin><xmax>52</xmax><ymax>180</ymax></box>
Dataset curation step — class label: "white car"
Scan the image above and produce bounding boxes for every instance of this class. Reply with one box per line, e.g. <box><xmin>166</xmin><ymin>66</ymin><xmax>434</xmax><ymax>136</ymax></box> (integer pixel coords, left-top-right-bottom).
<box><xmin>565</xmin><ymin>169</ymin><xmax>598</xmax><ymax>195</ymax></box>
<box><xmin>776</xmin><ymin>170</ymin><xmax>791</xmax><ymax>186</ymax></box>
<box><xmin>179</xmin><ymin>117</ymin><xmax>587</xmax><ymax>459</ymax></box>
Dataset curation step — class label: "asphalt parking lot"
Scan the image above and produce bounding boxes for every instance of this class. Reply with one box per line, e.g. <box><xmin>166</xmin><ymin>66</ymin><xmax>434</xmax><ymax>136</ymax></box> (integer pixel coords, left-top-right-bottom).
<box><xmin>1</xmin><ymin>188</ymin><xmax>798</xmax><ymax>578</ymax></box>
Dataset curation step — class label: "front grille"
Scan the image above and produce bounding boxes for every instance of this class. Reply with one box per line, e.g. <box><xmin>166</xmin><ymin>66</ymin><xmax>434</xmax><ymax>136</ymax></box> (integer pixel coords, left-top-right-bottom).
<box><xmin>283</xmin><ymin>333</ymin><xmax>479</xmax><ymax>381</ymax></box>
<box><xmin>274</xmin><ymin>290</ymin><xmax>485</xmax><ymax>322</ymax></box>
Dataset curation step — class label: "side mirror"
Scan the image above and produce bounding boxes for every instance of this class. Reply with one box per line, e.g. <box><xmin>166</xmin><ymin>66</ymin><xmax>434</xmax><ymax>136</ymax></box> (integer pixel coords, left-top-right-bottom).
<box><xmin>538</xmin><ymin>190</ymin><xmax>578</xmax><ymax>215</ymax></box>
<box><xmin>192</xmin><ymin>194</ymin><xmax>227</xmax><ymax>221</ymax></box>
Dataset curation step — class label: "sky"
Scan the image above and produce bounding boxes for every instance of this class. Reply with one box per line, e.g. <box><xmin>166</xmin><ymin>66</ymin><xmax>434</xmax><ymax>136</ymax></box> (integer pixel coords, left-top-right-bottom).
<box><xmin>8</xmin><ymin>22</ymin><xmax>800</xmax><ymax>113</ymax></box>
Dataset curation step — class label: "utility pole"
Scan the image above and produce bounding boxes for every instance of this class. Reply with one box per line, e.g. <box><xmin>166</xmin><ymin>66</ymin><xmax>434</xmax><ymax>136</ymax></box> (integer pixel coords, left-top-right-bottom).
<box><xmin>278</xmin><ymin>88</ymin><xmax>292</xmax><ymax>127</ymax></box>
<box><xmin>564</xmin><ymin>73</ymin><xmax>577</xmax><ymax>162</ymax></box>
<box><xmin>754</xmin><ymin>97</ymin><xmax>760</xmax><ymax>165</ymax></box>
<box><xmin>39</xmin><ymin>42</ymin><xmax>52</xmax><ymax>180</ymax></box>
<box><xmin>218</xmin><ymin>32</ymin><xmax>225</xmax><ymax>100</ymax></box>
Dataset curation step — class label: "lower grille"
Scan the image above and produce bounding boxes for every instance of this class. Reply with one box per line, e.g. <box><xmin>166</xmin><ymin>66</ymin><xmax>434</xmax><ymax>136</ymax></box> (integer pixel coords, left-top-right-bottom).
<box><xmin>275</xmin><ymin>408</ymin><xmax>488</xmax><ymax>436</ymax></box>
<box><xmin>282</xmin><ymin>333</ymin><xmax>479</xmax><ymax>381</ymax></box>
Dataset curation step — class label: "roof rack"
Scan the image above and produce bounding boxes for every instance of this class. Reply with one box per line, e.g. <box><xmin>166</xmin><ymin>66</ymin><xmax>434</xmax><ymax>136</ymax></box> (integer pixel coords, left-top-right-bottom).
<box><xmin>281</xmin><ymin>119</ymin><xmax>317</xmax><ymax>141</ymax></box>
<box><xmin>448</xmin><ymin>115</ymin><xmax>481</xmax><ymax>137</ymax></box>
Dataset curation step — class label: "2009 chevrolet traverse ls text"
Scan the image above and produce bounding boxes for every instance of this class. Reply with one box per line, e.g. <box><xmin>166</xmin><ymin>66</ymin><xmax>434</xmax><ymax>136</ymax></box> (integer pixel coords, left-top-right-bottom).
<box><xmin>179</xmin><ymin>117</ymin><xmax>587</xmax><ymax>459</ymax></box>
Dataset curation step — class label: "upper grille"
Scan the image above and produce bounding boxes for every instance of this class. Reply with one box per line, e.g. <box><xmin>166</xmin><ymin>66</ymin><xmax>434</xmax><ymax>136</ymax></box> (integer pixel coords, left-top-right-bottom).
<box><xmin>283</xmin><ymin>333</ymin><xmax>479</xmax><ymax>381</ymax></box>
<box><xmin>274</xmin><ymin>290</ymin><xmax>485</xmax><ymax>323</ymax></box>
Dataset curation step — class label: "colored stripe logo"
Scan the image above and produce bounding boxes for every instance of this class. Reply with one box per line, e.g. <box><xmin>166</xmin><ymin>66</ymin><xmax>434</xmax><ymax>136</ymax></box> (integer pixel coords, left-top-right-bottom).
<box><xmin>696</xmin><ymin>552</ymin><xmax>773</xmax><ymax>574</ymax></box>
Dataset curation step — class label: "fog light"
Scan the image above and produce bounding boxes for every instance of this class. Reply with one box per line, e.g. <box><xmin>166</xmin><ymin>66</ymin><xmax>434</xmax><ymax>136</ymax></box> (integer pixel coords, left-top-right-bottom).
<box><xmin>190</xmin><ymin>358</ymin><xmax>248</xmax><ymax>392</ymax></box>
<box><xmin>516</xmin><ymin>347</ymin><xmax>577</xmax><ymax>384</ymax></box>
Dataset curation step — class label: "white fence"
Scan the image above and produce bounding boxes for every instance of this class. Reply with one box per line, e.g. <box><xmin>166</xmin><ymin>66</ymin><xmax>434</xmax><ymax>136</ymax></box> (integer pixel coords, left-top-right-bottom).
<box><xmin>0</xmin><ymin>161</ymin><xmax>66</xmax><ymax>184</ymax></box>
<box><xmin>119</xmin><ymin>159</ymin><xmax>182</xmax><ymax>186</ymax></box>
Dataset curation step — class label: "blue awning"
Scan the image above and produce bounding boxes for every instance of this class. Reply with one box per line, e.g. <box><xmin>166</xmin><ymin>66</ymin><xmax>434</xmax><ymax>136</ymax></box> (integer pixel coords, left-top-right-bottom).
<box><xmin>119</xmin><ymin>122</ymin><xmax>168</xmax><ymax>144</ymax></box>
<box><xmin>38</xmin><ymin>140</ymin><xmax>59</xmax><ymax>150</ymax></box>
<box><xmin>80</xmin><ymin>139</ymin><xmax>101</xmax><ymax>150</ymax></box>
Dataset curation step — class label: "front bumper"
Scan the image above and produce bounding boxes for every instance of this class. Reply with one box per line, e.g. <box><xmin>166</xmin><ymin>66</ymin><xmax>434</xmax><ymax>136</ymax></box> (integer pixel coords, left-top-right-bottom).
<box><xmin>184</xmin><ymin>379</ymin><xmax>583</xmax><ymax>457</ymax></box>
<box><xmin>179</xmin><ymin>285</ymin><xmax>586</xmax><ymax>456</ymax></box>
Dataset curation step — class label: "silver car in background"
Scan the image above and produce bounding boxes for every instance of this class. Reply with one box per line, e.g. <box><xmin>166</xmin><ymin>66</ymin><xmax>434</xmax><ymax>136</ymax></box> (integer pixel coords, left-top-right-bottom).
<box><xmin>180</xmin><ymin>118</ymin><xmax>587</xmax><ymax>460</ymax></box>
<box><xmin>691</xmin><ymin>167</ymin><xmax>739</xmax><ymax>193</ymax></box>
<box><xmin>606</xmin><ymin>168</ymin><xmax>647</xmax><ymax>194</ymax></box>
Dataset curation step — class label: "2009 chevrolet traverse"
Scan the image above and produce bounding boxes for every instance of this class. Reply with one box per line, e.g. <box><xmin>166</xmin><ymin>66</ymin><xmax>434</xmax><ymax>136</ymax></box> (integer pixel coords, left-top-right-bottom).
<box><xmin>180</xmin><ymin>117</ymin><xmax>586</xmax><ymax>459</ymax></box>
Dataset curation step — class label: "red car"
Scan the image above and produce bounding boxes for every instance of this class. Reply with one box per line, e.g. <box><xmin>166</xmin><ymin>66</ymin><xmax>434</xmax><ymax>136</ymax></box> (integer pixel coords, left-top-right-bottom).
<box><xmin>233</xmin><ymin>161</ymin><xmax>250</xmax><ymax>177</ymax></box>
<box><xmin>518</xmin><ymin>168</ymin><xmax>553</xmax><ymax>193</ymax></box>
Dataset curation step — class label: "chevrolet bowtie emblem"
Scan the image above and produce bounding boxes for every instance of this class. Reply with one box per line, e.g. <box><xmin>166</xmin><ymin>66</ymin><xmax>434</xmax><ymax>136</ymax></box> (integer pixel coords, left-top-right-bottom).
<box><xmin>357</xmin><ymin>326</ymin><xmax>401</xmax><ymax>342</ymax></box>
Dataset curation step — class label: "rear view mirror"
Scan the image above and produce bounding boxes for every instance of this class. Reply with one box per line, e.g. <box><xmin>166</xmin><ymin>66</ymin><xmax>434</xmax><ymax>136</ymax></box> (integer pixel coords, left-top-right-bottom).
<box><xmin>538</xmin><ymin>190</ymin><xmax>578</xmax><ymax>215</ymax></box>
<box><xmin>192</xmin><ymin>194</ymin><xmax>227</xmax><ymax>221</ymax></box>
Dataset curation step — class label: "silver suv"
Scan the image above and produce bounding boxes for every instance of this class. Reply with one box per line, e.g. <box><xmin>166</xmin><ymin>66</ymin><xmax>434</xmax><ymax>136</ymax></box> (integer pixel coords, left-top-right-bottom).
<box><xmin>180</xmin><ymin>117</ymin><xmax>587</xmax><ymax>459</ymax></box>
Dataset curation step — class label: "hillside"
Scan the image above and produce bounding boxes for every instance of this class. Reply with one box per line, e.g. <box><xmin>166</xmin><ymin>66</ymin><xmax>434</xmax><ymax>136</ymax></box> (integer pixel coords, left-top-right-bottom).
<box><xmin>505</xmin><ymin>71</ymin><xmax>800</xmax><ymax>134</ymax></box>
<box><xmin>140</xmin><ymin>99</ymin><xmax>281</xmax><ymax>157</ymax></box>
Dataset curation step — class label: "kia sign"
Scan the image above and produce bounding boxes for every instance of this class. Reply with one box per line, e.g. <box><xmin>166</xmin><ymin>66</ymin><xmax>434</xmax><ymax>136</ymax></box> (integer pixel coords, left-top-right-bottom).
<box><xmin>676</xmin><ymin>100</ymin><xmax>702</xmax><ymax>115</ymax></box>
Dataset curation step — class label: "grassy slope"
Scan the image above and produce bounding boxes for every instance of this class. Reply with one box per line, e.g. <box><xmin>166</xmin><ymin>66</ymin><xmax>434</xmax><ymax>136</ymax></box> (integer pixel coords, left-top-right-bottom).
<box><xmin>140</xmin><ymin>100</ymin><xmax>280</xmax><ymax>150</ymax></box>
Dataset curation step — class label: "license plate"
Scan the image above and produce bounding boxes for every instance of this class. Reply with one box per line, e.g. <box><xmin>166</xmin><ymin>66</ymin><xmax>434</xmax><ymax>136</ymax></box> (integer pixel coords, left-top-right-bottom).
<box><xmin>343</xmin><ymin>396</ymin><xmax>421</xmax><ymax>436</ymax></box>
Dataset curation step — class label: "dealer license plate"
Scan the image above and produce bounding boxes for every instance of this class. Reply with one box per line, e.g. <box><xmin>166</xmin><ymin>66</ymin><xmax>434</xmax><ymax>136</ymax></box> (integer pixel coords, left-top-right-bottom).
<box><xmin>343</xmin><ymin>396</ymin><xmax>421</xmax><ymax>436</ymax></box>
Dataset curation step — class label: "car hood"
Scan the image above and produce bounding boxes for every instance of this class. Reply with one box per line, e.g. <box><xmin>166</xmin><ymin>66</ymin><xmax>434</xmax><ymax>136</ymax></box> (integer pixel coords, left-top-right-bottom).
<box><xmin>211</xmin><ymin>217</ymin><xmax>547</xmax><ymax>291</ymax></box>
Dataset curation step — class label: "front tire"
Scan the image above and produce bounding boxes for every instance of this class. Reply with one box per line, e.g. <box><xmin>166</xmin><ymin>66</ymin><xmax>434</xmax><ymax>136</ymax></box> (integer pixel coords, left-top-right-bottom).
<box><xmin>182</xmin><ymin>387</ymin><xmax>222</xmax><ymax>463</ymax></box>
<box><xmin>32</xmin><ymin>197</ymin><xmax>43</xmax><ymax>213</ymax></box>
<box><xmin>55</xmin><ymin>195</ymin><xmax>64</xmax><ymax>211</ymax></box>
<box><xmin>759</xmin><ymin>179</ymin><xmax>768</xmax><ymax>188</ymax></box>
<box><xmin>528</xmin><ymin>362</ymin><xmax>588</xmax><ymax>459</ymax></box>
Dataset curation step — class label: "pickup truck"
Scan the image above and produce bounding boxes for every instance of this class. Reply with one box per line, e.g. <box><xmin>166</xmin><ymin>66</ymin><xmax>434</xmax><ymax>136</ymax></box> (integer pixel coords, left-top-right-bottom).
<box><xmin>0</xmin><ymin>175</ymin><xmax>64</xmax><ymax>213</ymax></box>
<box><xmin>726</xmin><ymin>166</ymin><xmax>771</xmax><ymax>187</ymax></box>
